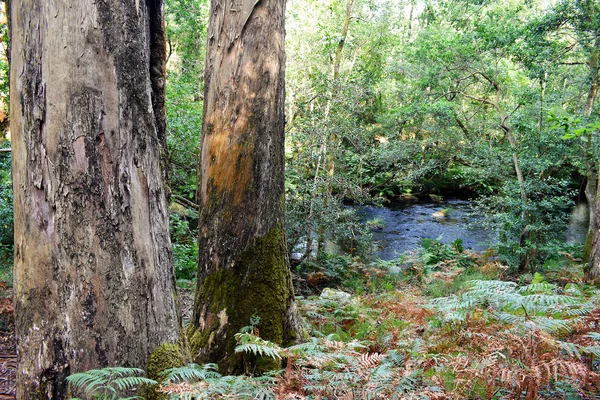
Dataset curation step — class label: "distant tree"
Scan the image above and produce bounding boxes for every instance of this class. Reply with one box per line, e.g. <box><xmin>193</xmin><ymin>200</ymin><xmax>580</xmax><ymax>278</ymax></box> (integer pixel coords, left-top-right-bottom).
<box><xmin>10</xmin><ymin>0</ymin><xmax>180</xmax><ymax>396</ymax></box>
<box><xmin>188</xmin><ymin>0</ymin><xmax>302</xmax><ymax>372</ymax></box>
<box><xmin>532</xmin><ymin>0</ymin><xmax>600</xmax><ymax>279</ymax></box>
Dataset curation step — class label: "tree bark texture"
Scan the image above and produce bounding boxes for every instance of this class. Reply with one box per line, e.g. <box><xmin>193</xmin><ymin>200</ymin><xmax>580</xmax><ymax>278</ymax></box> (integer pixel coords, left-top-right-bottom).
<box><xmin>10</xmin><ymin>1</ymin><xmax>180</xmax><ymax>397</ymax></box>
<box><xmin>584</xmin><ymin>36</ymin><xmax>599</xmax><ymax>279</ymax></box>
<box><xmin>589</xmin><ymin>176</ymin><xmax>600</xmax><ymax>280</ymax></box>
<box><xmin>189</xmin><ymin>0</ymin><xmax>301</xmax><ymax>373</ymax></box>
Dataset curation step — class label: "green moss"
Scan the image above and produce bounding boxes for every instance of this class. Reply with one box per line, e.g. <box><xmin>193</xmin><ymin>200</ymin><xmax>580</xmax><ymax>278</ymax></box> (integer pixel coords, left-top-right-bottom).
<box><xmin>189</xmin><ymin>226</ymin><xmax>298</xmax><ymax>373</ymax></box>
<box><xmin>144</xmin><ymin>343</ymin><xmax>185</xmax><ymax>400</ymax></box>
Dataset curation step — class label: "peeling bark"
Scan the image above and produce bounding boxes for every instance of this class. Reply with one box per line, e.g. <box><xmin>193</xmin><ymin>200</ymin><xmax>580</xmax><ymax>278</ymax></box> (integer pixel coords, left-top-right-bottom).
<box><xmin>10</xmin><ymin>1</ymin><xmax>180</xmax><ymax>397</ymax></box>
<box><xmin>189</xmin><ymin>0</ymin><xmax>301</xmax><ymax>373</ymax></box>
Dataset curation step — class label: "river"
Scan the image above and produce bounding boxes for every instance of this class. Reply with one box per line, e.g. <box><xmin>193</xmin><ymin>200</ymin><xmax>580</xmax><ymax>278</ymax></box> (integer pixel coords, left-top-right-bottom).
<box><xmin>358</xmin><ymin>199</ymin><xmax>589</xmax><ymax>261</ymax></box>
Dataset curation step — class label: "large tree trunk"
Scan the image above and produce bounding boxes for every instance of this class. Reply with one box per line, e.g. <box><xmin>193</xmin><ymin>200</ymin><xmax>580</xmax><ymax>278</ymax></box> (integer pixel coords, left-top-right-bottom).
<box><xmin>189</xmin><ymin>0</ymin><xmax>301</xmax><ymax>373</ymax></box>
<box><xmin>10</xmin><ymin>1</ymin><xmax>180</xmax><ymax>397</ymax></box>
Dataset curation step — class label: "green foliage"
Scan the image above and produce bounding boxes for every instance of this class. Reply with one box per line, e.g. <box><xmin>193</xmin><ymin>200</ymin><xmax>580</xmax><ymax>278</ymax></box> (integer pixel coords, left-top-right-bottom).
<box><xmin>417</xmin><ymin>237</ymin><xmax>475</xmax><ymax>272</ymax></box>
<box><xmin>550</xmin><ymin>112</ymin><xmax>600</xmax><ymax>140</ymax></box>
<box><xmin>429</xmin><ymin>279</ymin><xmax>598</xmax><ymax>336</ymax></box>
<box><xmin>285</xmin><ymin>153</ymin><xmax>375</xmax><ymax>263</ymax></box>
<box><xmin>169</xmin><ymin>215</ymin><xmax>198</xmax><ymax>281</ymax></box>
<box><xmin>234</xmin><ymin>333</ymin><xmax>284</xmax><ymax>361</ymax></box>
<box><xmin>478</xmin><ymin>177</ymin><xmax>576</xmax><ymax>271</ymax></box>
<box><xmin>160</xmin><ymin>362</ymin><xmax>277</xmax><ymax>399</ymax></box>
<box><xmin>161</xmin><ymin>364</ymin><xmax>221</xmax><ymax>384</ymax></box>
<box><xmin>164</xmin><ymin>0</ymin><xmax>207</xmax><ymax>201</ymax></box>
<box><xmin>67</xmin><ymin>367</ymin><xmax>157</xmax><ymax>400</ymax></box>
<box><xmin>0</xmin><ymin>149</ymin><xmax>12</xmax><ymax>278</ymax></box>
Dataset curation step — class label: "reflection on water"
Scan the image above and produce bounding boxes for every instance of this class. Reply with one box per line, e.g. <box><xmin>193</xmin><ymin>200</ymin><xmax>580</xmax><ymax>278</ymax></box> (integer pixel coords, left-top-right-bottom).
<box><xmin>357</xmin><ymin>199</ymin><xmax>493</xmax><ymax>260</ymax></box>
<box><xmin>358</xmin><ymin>199</ymin><xmax>591</xmax><ymax>261</ymax></box>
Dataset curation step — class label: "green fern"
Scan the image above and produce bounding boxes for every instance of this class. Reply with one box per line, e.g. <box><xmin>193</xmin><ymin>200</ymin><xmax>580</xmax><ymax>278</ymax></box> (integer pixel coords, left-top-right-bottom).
<box><xmin>587</xmin><ymin>332</ymin><xmax>600</xmax><ymax>341</ymax></box>
<box><xmin>67</xmin><ymin>367</ymin><xmax>156</xmax><ymax>400</ymax></box>
<box><xmin>160</xmin><ymin>363</ymin><xmax>220</xmax><ymax>385</ymax></box>
<box><xmin>233</xmin><ymin>332</ymin><xmax>284</xmax><ymax>360</ymax></box>
<box><xmin>430</xmin><ymin>280</ymin><xmax>597</xmax><ymax>335</ymax></box>
<box><xmin>160</xmin><ymin>367</ymin><xmax>277</xmax><ymax>399</ymax></box>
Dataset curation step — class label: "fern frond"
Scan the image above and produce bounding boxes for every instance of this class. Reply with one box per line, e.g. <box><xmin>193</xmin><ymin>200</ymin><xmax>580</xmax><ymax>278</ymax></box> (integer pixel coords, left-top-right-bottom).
<box><xmin>518</xmin><ymin>282</ymin><xmax>559</xmax><ymax>295</ymax></box>
<box><xmin>66</xmin><ymin>373</ymin><xmax>105</xmax><ymax>396</ymax></box>
<box><xmin>359</xmin><ymin>353</ymin><xmax>386</xmax><ymax>369</ymax></box>
<box><xmin>529</xmin><ymin>316</ymin><xmax>576</xmax><ymax>335</ymax></box>
<box><xmin>587</xmin><ymin>332</ymin><xmax>600</xmax><ymax>341</ymax></box>
<box><xmin>162</xmin><ymin>363</ymin><xmax>220</xmax><ymax>384</ymax></box>
<box><xmin>582</xmin><ymin>346</ymin><xmax>600</xmax><ymax>358</ymax></box>
<box><xmin>520</xmin><ymin>293</ymin><xmax>581</xmax><ymax>309</ymax></box>
<box><xmin>413</xmin><ymin>337</ymin><xmax>426</xmax><ymax>353</ymax></box>
<box><xmin>112</xmin><ymin>376</ymin><xmax>157</xmax><ymax>391</ymax></box>
<box><xmin>385</xmin><ymin>349</ymin><xmax>405</xmax><ymax>367</ymax></box>
<box><xmin>234</xmin><ymin>332</ymin><xmax>284</xmax><ymax>360</ymax></box>
<box><xmin>557</xmin><ymin>340</ymin><xmax>585</xmax><ymax>360</ymax></box>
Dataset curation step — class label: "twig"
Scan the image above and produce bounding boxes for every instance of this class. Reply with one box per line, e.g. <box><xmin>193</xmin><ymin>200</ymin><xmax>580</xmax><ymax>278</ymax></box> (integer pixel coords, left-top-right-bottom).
<box><xmin>173</xmin><ymin>195</ymin><xmax>199</xmax><ymax>211</ymax></box>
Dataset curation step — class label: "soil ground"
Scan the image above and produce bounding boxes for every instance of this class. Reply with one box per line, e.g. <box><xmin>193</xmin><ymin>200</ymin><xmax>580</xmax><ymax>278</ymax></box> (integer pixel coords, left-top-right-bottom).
<box><xmin>0</xmin><ymin>282</ymin><xmax>15</xmax><ymax>398</ymax></box>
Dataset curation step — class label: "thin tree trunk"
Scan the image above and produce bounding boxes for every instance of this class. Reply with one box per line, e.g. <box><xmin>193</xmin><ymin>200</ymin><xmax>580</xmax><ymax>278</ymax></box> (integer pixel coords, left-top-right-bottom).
<box><xmin>189</xmin><ymin>0</ymin><xmax>301</xmax><ymax>373</ymax></box>
<box><xmin>10</xmin><ymin>1</ymin><xmax>180</xmax><ymax>397</ymax></box>
<box><xmin>305</xmin><ymin>0</ymin><xmax>354</xmax><ymax>259</ymax></box>
<box><xmin>583</xmin><ymin>38</ymin><xmax>599</xmax><ymax>275</ymax></box>
<box><xmin>333</xmin><ymin>0</ymin><xmax>354</xmax><ymax>84</ymax></box>
<box><xmin>505</xmin><ymin>128</ymin><xmax>527</xmax><ymax>206</ymax></box>
<box><xmin>494</xmin><ymin>96</ymin><xmax>527</xmax><ymax>207</ymax></box>
<box><xmin>590</xmin><ymin>175</ymin><xmax>600</xmax><ymax>280</ymax></box>
<box><xmin>584</xmin><ymin>44</ymin><xmax>599</xmax><ymax>117</ymax></box>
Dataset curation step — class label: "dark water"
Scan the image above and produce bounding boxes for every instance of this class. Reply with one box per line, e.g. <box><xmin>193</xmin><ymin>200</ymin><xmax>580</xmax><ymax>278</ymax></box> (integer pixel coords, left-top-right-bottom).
<box><xmin>357</xmin><ymin>199</ymin><xmax>493</xmax><ymax>260</ymax></box>
<box><xmin>358</xmin><ymin>199</ymin><xmax>590</xmax><ymax>261</ymax></box>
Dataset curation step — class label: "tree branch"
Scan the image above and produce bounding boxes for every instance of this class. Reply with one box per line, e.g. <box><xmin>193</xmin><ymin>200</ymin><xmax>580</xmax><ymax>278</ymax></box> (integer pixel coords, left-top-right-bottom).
<box><xmin>173</xmin><ymin>195</ymin><xmax>199</xmax><ymax>210</ymax></box>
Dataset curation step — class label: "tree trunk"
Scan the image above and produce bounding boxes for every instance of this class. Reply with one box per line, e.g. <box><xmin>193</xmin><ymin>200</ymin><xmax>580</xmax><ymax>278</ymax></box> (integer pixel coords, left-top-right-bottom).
<box><xmin>10</xmin><ymin>1</ymin><xmax>180</xmax><ymax>397</ymax></box>
<box><xmin>584</xmin><ymin>38</ymin><xmax>599</xmax><ymax>277</ymax></box>
<box><xmin>189</xmin><ymin>0</ymin><xmax>301</xmax><ymax>373</ymax></box>
<box><xmin>590</xmin><ymin>176</ymin><xmax>600</xmax><ymax>280</ymax></box>
<box><xmin>333</xmin><ymin>0</ymin><xmax>354</xmax><ymax>84</ymax></box>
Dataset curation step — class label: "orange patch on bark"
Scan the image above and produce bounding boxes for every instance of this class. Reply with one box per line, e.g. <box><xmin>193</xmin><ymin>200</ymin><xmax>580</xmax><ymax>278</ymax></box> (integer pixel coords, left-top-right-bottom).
<box><xmin>201</xmin><ymin>122</ymin><xmax>254</xmax><ymax>207</ymax></box>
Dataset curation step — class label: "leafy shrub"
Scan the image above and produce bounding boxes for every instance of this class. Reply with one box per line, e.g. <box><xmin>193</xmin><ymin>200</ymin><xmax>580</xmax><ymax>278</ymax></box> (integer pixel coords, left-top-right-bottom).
<box><xmin>0</xmin><ymin>150</ymin><xmax>12</xmax><ymax>277</ymax></box>
<box><xmin>169</xmin><ymin>214</ymin><xmax>198</xmax><ymax>281</ymax></box>
<box><xmin>478</xmin><ymin>177</ymin><xmax>576</xmax><ymax>272</ymax></box>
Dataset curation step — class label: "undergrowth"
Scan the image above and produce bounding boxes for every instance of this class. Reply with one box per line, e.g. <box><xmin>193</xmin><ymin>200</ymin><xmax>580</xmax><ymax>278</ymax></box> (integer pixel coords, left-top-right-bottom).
<box><xmin>68</xmin><ymin>240</ymin><xmax>600</xmax><ymax>399</ymax></box>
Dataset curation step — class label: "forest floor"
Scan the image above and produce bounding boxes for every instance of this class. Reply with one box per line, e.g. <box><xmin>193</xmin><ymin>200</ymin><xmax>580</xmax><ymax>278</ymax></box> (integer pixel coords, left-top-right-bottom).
<box><xmin>1</xmin><ymin>245</ymin><xmax>599</xmax><ymax>399</ymax></box>
<box><xmin>0</xmin><ymin>281</ymin><xmax>15</xmax><ymax>399</ymax></box>
<box><xmin>158</xmin><ymin>245</ymin><xmax>600</xmax><ymax>399</ymax></box>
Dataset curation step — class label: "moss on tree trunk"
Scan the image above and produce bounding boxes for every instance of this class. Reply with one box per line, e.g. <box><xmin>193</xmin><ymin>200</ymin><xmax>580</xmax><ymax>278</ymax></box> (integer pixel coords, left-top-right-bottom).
<box><xmin>188</xmin><ymin>0</ymin><xmax>302</xmax><ymax>373</ymax></box>
<box><xmin>189</xmin><ymin>226</ymin><xmax>299</xmax><ymax>372</ymax></box>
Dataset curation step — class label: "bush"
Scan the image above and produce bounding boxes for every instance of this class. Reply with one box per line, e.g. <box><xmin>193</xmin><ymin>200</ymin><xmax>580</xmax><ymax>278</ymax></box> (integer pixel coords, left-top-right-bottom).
<box><xmin>477</xmin><ymin>177</ymin><xmax>575</xmax><ymax>272</ymax></box>
<box><xmin>169</xmin><ymin>214</ymin><xmax>198</xmax><ymax>281</ymax></box>
<box><xmin>0</xmin><ymin>149</ymin><xmax>13</xmax><ymax>274</ymax></box>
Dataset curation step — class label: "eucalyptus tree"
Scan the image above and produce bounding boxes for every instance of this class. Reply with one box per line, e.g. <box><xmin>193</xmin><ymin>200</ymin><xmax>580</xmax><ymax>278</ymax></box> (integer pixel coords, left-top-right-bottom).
<box><xmin>188</xmin><ymin>0</ymin><xmax>302</xmax><ymax>372</ymax></box>
<box><xmin>10</xmin><ymin>0</ymin><xmax>180</xmax><ymax>396</ymax></box>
